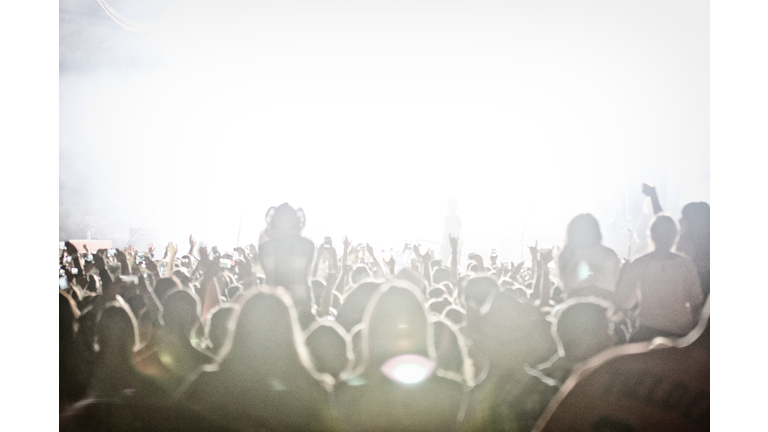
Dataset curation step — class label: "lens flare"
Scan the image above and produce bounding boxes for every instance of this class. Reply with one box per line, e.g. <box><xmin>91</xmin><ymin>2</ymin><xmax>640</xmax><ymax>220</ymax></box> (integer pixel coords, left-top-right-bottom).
<box><xmin>380</xmin><ymin>354</ymin><xmax>436</xmax><ymax>385</ymax></box>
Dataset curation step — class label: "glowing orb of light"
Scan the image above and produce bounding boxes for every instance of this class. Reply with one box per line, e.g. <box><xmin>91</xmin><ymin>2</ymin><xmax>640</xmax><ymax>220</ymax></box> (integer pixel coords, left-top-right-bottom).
<box><xmin>380</xmin><ymin>354</ymin><xmax>436</xmax><ymax>385</ymax></box>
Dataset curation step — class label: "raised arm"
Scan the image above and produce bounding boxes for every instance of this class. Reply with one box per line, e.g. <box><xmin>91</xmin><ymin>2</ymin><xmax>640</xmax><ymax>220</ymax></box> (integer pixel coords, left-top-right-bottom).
<box><xmin>165</xmin><ymin>242</ymin><xmax>178</xmax><ymax>278</ymax></box>
<box><xmin>642</xmin><ymin>183</ymin><xmax>664</xmax><ymax>215</ymax></box>
<box><xmin>366</xmin><ymin>243</ymin><xmax>385</xmax><ymax>278</ymax></box>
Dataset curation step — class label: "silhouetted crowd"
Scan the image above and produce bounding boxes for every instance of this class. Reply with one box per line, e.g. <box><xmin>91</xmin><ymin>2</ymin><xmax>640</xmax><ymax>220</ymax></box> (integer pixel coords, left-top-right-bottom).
<box><xmin>59</xmin><ymin>185</ymin><xmax>710</xmax><ymax>431</ymax></box>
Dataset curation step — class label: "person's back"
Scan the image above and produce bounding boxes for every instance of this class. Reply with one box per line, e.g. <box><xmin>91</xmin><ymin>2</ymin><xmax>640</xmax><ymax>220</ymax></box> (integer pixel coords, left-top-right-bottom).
<box><xmin>615</xmin><ymin>215</ymin><xmax>703</xmax><ymax>341</ymax></box>
<box><xmin>258</xmin><ymin>203</ymin><xmax>316</xmax><ymax>325</ymax></box>
<box><xmin>260</xmin><ymin>234</ymin><xmax>315</xmax><ymax>294</ymax></box>
<box><xmin>557</xmin><ymin>214</ymin><xmax>621</xmax><ymax>299</ymax></box>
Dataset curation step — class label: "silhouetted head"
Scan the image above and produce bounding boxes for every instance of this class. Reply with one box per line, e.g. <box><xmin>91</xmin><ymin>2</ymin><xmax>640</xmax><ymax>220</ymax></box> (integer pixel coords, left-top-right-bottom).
<box><xmin>432</xmin><ymin>267</ymin><xmax>450</xmax><ymax>285</ymax></box>
<box><xmin>566</xmin><ymin>213</ymin><xmax>603</xmax><ymax>247</ymax></box>
<box><xmin>395</xmin><ymin>268</ymin><xmax>427</xmax><ymax>293</ymax></box>
<box><xmin>154</xmin><ymin>277</ymin><xmax>181</xmax><ymax>302</ymax></box>
<box><xmin>362</xmin><ymin>281</ymin><xmax>434</xmax><ymax>370</ymax></box>
<box><xmin>351</xmin><ymin>265</ymin><xmax>372</xmax><ymax>285</ymax></box>
<box><xmin>95</xmin><ymin>297</ymin><xmax>140</xmax><ymax>356</ymax></box>
<box><xmin>160</xmin><ymin>289</ymin><xmax>201</xmax><ymax>337</ymax></box>
<box><xmin>463</xmin><ymin>276</ymin><xmax>499</xmax><ymax>312</ymax></box>
<box><xmin>336</xmin><ymin>281</ymin><xmax>382</xmax><ymax>332</ymax></box>
<box><xmin>304</xmin><ymin>320</ymin><xmax>351</xmax><ymax>379</ymax></box>
<box><xmin>220</xmin><ymin>288</ymin><xmax>332</xmax><ymax>388</ymax></box>
<box><xmin>172</xmin><ymin>269</ymin><xmax>192</xmax><ymax>288</ymax></box>
<box><xmin>552</xmin><ymin>297</ymin><xmax>614</xmax><ymax>362</ymax></box>
<box><xmin>205</xmin><ymin>304</ymin><xmax>239</xmax><ymax>355</ymax></box>
<box><xmin>265</xmin><ymin>203</ymin><xmax>305</xmax><ymax>238</ymax></box>
<box><xmin>650</xmin><ymin>215</ymin><xmax>678</xmax><ymax>251</ymax></box>
<box><xmin>432</xmin><ymin>318</ymin><xmax>474</xmax><ymax>384</ymax></box>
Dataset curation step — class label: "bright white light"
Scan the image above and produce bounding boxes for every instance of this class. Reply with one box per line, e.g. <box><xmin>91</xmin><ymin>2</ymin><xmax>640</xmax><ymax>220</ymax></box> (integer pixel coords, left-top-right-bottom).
<box><xmin>380</xmin><ymin>354</ymin><xmax>436</xmax><ymax>385</ymax></box>
<box><xmin>62</xmin><ymin>1</ymin><xmax>708</xmax><ymax>256</ymax></box>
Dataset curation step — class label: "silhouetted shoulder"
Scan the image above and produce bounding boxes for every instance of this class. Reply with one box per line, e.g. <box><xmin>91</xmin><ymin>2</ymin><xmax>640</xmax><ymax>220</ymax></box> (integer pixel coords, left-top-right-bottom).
<box><xmin>534</xmin><ymin>340</ymin><xmax>709</xmax><ymax>432</ymax></box>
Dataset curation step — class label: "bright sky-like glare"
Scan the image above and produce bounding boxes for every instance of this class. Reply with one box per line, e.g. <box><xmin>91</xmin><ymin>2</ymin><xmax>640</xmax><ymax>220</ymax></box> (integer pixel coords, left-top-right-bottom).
<box><xmin>60</xmin><ymin>0</ymin><xmax>708</xmax><ymax>261</ymax></box>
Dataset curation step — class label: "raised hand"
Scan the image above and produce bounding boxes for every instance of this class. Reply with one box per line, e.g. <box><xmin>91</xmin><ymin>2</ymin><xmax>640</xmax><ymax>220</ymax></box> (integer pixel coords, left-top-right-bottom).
<box><xmin>147</xmin><ymin>243</ymin><xmax>155</xmax><ymax>257</ymax></box>
<box><xmin>449</xmin><ymin>236</ymin><xmax>458</xmax><ymax>252</ymax></box>
<box><xmin>167</xmin><ymin>242</ymin><xmax>177</xmax><ymax>257</ymax></box>
<box><xmin>528</xmin><ymin>244</ymin><xmax>539</xmax><ymax>261</ymax></box>
<box><xmin>188</xmin><ymin>235</ymin><xmax>197</xmax><ymax>254</ymax></box>
<box><xmin>64</xmin><ymin>241</ymin><xmax>79</xmax><ymax>257</ymax></box>
<box><xmin>93</xmin><ymin>253</ymin><xmax>106</xmax><ymax>272</ymax></box>
<box><xmin>642</xmin><ymin>182</ymin><xmax>656</xmax><ymax>197</ymax></box>
<box><xmin>115</xmin><ymin>248</ymin><xmax>128</xmax><ymax>263</ymax></box>
<box><xmin>114</xmin><ymin>248</ymin><xmax>130</xmax><ymax>275</ymax></box>
<box><xmin>342</xmin><ymin>236</ymin><xmax>351</xmax><ymax>253</ymax></box>
<box><xmin>82</xmin><ymin>244</ymin><xmax>90</xmax><ymax>255</ymax></box>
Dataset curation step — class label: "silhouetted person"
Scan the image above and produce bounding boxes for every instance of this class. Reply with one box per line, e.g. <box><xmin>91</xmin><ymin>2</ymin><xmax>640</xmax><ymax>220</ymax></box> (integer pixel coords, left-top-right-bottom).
<box><xmin>534</xmin><ymin>300</ymin><xmax>710</xmax><ymax>432</ymax></box>
<box><xmin>335</xmin><ymin>281</ymin><xmax>466</xmax><ymax>431</ymax></box>
<box><xmin>642</xmin><ymin>184</ymin><xmax>710</xmax><ymax>300</ymax></box>
<box><xmin>86</xmin><ymin>298</ymin><xmax>170</xmax><ymax>403</ymax></box>
<box><xmin>204</xmin><ymin>304</ymin><xmax>239</xmax><ymax>356</ymax></box>
<box><xmin>557</xmin><ymin>214</ymin><xmax>621</xmax><ymax>301</ymax></box>
<box><xmin>179</xmin><ymin>289</ymin><xmax>338</xmax><ymax>432</ymax></box>
<box><xmin>536</xmin><ymin>298</ymin><xmax>617</xmax><ymax>387</ymax></box>
<box><xmin>463</xmin><ymin>291</ymin><xmax>557</xmax><ymax>431</ymax></box>
<box><xmin>258</xmin><ymin>203</ymin><xmax>316</xmax><ymax>327</ymax></box>
<box><xmin>615</xmin><ymin>215</ymin><xmax>703</xmax><ymax>342</ymax></box>
<box><xmin>676</xmin><ymin>202</ymin><xmax>710</xmax><ymax>300</ymax></box>
<box><xmin>304</xmin><ymin>319</ymin><xmax>352</xmax><ymax>381</ymax></box>
<box><xmin>134</xmin><ymin>289</ymin><xmax>215</xmax><ymax>393</ymax></box>
<box><xmin>60</xmin><ymin>291</ymin><xmax>86</xmax><ymax>413</ymax></box>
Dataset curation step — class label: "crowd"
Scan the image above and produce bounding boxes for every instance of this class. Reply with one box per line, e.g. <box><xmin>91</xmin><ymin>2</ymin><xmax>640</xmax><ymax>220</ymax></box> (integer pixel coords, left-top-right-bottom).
<box><xmin>58</xmin><ymin>184</ymin><xmax>710</xmax><ymax>431</ymax></box>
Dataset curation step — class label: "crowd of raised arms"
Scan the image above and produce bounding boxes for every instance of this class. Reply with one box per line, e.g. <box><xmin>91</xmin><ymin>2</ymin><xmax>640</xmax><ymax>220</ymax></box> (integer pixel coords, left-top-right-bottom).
<box><xmin>58</xmin><ymin>184</ymin><xmax>710</xmax><ymax>432</ymax></box>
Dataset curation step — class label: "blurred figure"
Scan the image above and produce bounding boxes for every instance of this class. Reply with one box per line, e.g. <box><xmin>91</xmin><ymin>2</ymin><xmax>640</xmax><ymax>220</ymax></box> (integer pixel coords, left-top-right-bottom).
<box><xmin>557</xmin><ymin>214</ymin><xmax>621</xmax><ymax>301</ymax></box>
<box><xmin>537</xmin><ymin>298</ymin><xmax>616</xmax><ymax>386</ymax></box>
<box><xmin>615</xmin><ymin>215</ymin><xmax>703</xmax><ymax>342</ymax></box>
<box><xmin>179</xmin><ymin>289</ymin><xmax>338</xmax><ymax>432</ymax></box>
<box><xmin>204</xmin><ymin>304</ymin><xmax>239</xmax><ymax>356</ymax></box>
<box><xmin>534</xmin><ymin>300</ymin><xmax>710</xmax><ymax>432</ymax></box>
<box><xmin>86</xmin><ymin>298</ymin><xmax>170</xmax><ymax>403</ymax></box>
<box><xmin>642</xmin><ymin>184</ymin><xmax>710</xmax><ymax>300</ymax></box>
<box><xmin>304</xmin><ymin>319</ymin><xmax>353</xmax><ymax>381</ymax></box>
<box><xmin>258</xmin><ymin>203</ymin><xmax>316</xmax><ymax>327</ymax></box>
<box><xmin>463</xmin><ymin>291</ymin><xmax>557</xmax><ymax>431</ymax></box>
<box><xmin>676</xmin><ymin>202</ymin><xmax>710</xmax><ymax>300</ymax></box>
<box><xmin>335</xmin><ymin>281</ymin><xmax>466</xmax><ymax>432</ymax></box>
<box><xmin>60</xmin><ymin>291</ymin><xmax>86</xmax><ymax>413</ymax></box>
<box><xmin>134</xmin><ymin>289</ymin><xmax>215</xmax><ymax>393</ymax></box>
